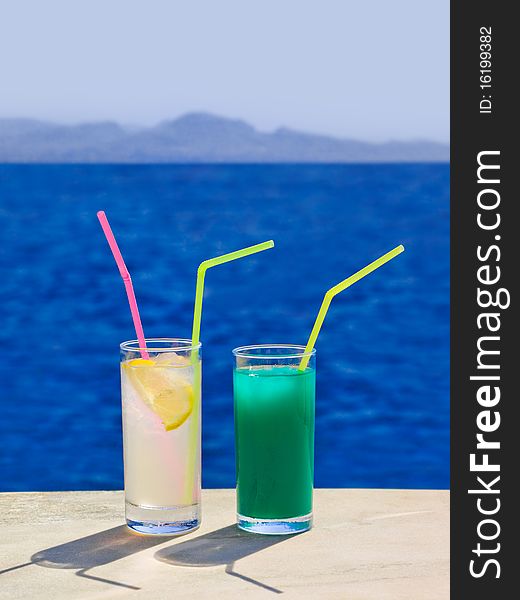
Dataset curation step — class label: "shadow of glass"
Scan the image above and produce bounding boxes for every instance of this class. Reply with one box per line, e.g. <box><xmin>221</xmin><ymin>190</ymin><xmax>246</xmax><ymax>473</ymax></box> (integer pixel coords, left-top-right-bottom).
<box><xmin>155</xmin><ymin>524</ymin><xmax>289</xmax><ymax>594</ymax></box>
<box><xmin>154</xmin><ymin>524</ymin><xmax>287</xmax><ymax>567</ymax></box>
<box><xmin>31</xmin><ymin>525</ymin><xmax>164</xmax><ymax>569</ymax></box>
<box><xmin>27</xmin><ymin>525</ymin><xmax>166</xmax><ymax>590</ymax></box>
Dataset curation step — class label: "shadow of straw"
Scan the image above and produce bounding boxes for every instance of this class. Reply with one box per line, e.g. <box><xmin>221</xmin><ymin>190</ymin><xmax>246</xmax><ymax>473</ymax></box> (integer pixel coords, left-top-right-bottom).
<box><xmin>155</xmin><ymin>524</ymin><xmax>289</xmax><ymax>594</ymax></box>
<box><xmin>0</xmin><ymin>525</ymin><xmax>166</xmax><ymax>590</ymax></box>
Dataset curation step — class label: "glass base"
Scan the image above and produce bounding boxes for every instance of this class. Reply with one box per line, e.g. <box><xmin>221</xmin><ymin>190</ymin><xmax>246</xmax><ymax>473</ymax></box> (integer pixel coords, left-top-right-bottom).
<box><xmin>127</xmin><ymin>518</ymin><xmax>199</xmax><ymax>535</ymax></box>
<box><xmin>237</xmin><ymin>512</ymin><xmax>312</xmax><ymax>535</ymax></box>
<box><xmin>125</xmin><ymin>500</ymin><xmax>200</xmax><ymax>536</ymax></box>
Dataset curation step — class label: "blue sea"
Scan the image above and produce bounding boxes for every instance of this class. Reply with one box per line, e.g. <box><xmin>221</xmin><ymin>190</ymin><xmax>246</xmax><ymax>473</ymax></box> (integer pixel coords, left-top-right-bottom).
<box><xmin>0</xmin><ymin>164</ymin><xmax>449</xmax><ymax>491</ymax></box>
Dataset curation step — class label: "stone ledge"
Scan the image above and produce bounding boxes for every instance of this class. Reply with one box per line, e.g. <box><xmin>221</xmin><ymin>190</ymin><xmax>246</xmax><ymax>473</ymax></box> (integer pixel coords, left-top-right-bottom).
<box><xmin>0</xmin><ymin>489</ymin><xmax>449</xmax><ymax>599</ymax></box>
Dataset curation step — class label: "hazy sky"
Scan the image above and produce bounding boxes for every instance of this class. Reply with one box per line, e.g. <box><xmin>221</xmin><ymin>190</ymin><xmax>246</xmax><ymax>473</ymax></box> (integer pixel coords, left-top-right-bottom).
<box><xmin>0</xmin><ymin>1</ymin><xmax>449</xmax><ymax>142</ymax></box>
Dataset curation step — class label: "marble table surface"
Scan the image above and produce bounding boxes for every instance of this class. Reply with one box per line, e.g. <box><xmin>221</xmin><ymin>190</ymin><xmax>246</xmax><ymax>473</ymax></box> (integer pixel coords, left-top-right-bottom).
<box><xmin>0</xmin><ymin>488</ymin><xmax>449</xmax><ymax>599</ymax></box>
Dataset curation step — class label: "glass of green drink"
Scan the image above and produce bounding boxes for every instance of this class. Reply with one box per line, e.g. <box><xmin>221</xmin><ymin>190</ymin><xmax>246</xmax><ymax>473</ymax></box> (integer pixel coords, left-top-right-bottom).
<box><xmin>232</xmin><ymin>344</ymin><xmax>316</xmax><ymax>535</ymax></box>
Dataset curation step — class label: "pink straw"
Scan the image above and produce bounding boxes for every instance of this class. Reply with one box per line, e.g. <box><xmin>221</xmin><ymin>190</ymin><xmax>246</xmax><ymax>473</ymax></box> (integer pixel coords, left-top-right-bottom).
<box><xmin>97</xmin><ymin>211</ymin><xmax>149</xmax><ymax>359</ymax></box>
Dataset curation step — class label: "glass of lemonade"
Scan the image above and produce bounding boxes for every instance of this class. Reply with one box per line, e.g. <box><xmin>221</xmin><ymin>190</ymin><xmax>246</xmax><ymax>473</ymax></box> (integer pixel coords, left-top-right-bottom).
<box><xmin>233</xmin><ymin>344</ymin><xmax>316</xmax><ymax>534</ymax></box>
<box><xmin>120</xmin><ymin>338</ymin><xmax>201</xmax><ymax>535</ymax></box>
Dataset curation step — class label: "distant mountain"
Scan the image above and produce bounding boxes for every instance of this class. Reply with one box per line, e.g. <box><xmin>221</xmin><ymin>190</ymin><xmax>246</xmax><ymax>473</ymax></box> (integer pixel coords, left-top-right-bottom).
<box><xmin>0</xmin><ymin>113</ymin><xmax>449</xmax><ymax>163</ymax></box>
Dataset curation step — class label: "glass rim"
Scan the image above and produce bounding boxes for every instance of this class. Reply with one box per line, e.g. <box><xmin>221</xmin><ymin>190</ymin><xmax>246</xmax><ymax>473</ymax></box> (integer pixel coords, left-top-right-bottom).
<box><xmin>120</xmin><ymin>338</ymin><xmax>202</xmax><ymax>353</ymax></box>
<box><xmin>232</xmin><ymin>344</ymin><xmax>316</xmax><ymax>359</ymax></box>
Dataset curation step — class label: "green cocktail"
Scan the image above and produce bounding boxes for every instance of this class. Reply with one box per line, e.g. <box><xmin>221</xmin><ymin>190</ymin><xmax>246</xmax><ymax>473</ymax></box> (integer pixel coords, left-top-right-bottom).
<box><xmin>233</xmin><ymin>345</ymin><xmax>316</xmax><ymax>534</ymax></box>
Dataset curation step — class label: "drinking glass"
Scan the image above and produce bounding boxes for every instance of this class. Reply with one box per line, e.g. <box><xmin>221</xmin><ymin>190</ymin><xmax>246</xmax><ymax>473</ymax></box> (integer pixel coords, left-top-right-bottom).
<box><xmin>233</xmin><ymin>344</ymin><xmax>316</xmax><ymax>534</ymax></box>
<box><xmin>120</xmin><ymin>338</ymin><xmax>201</xmax><ymax>535</ymax></box>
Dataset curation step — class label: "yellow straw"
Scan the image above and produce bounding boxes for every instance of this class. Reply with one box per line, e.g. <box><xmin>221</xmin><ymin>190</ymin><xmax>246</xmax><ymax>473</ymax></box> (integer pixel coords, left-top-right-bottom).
<box><xmin>191</xmin><ymin>240</ymin><xmax>275</xmax><ymax>346</ymax></box>
<box><xmin>298</xmin><ymin>245</ymin><xmax>405</xmax><ymax>371</ymax></box>
<box><xmin>183</xmin><ymin>240</ymin><xmax>274</xmax><ymax>502</ymax></box>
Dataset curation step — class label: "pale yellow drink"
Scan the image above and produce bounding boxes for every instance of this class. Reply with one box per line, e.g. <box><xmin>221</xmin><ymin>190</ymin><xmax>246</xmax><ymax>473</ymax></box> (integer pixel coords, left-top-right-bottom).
<box><xmin>120</xmin><ymin>339</ymin><xmax>201</xmax><ymax>535</ymax></box>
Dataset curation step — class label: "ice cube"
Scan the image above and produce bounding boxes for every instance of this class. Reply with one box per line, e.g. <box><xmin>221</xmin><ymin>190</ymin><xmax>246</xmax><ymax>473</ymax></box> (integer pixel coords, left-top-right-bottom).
<box><xmin>153</xmin><ymin>351</ymin><xmax>191</xmax><ymax>367</ymax></box>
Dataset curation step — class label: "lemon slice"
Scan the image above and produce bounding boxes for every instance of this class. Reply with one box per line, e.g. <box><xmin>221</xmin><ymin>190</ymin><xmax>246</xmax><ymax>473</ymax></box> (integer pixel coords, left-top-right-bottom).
<box><xmin>123</xmin><ymin>358</ymin><xmax>194</xmax><ymax>431</ymax></box>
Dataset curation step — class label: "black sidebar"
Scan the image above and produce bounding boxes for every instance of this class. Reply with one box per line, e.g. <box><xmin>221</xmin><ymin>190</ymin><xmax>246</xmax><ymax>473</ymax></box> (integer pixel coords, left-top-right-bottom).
<box><xmin>451</xmin><ymin>1</ymin><xmax>516</xmax><ymax>597</ymax></box>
